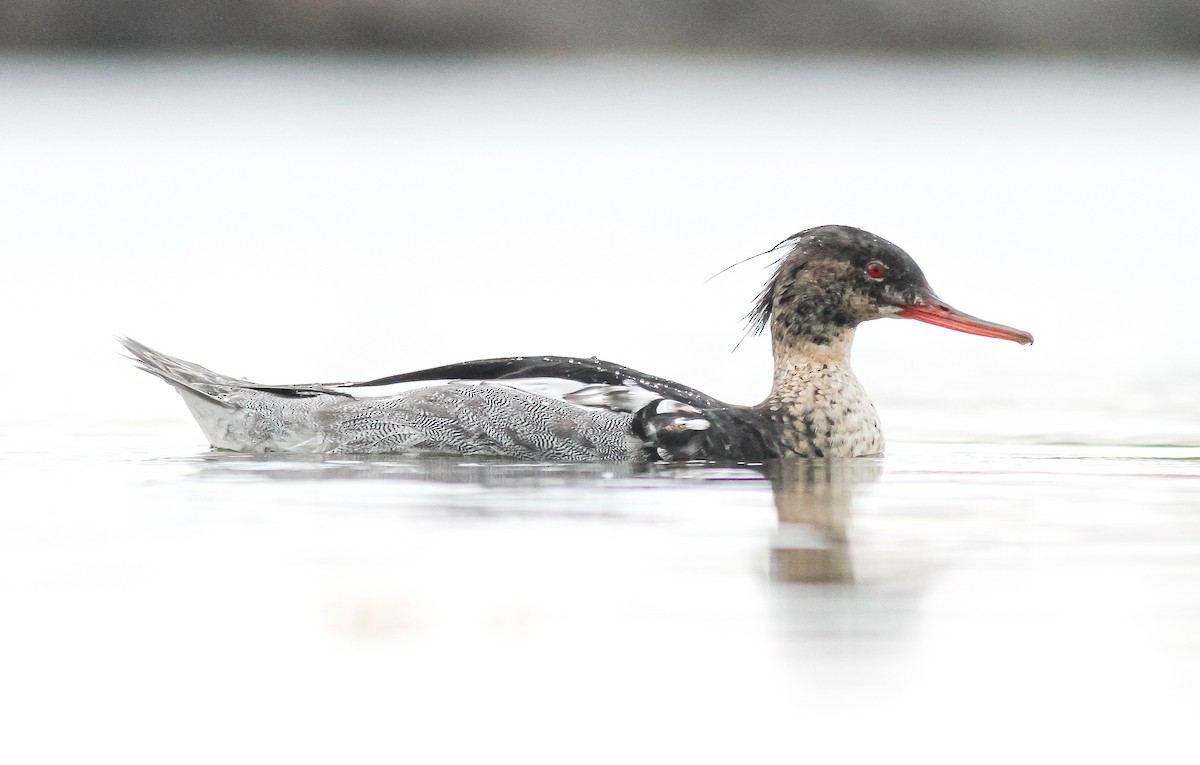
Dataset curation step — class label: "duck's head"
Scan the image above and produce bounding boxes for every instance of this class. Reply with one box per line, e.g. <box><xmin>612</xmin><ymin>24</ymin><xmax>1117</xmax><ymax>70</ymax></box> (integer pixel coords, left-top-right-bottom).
<box><xmin>748</xmin><ymin>225</ymin><xmax>1033</xmax><ymax>348</ymax></box>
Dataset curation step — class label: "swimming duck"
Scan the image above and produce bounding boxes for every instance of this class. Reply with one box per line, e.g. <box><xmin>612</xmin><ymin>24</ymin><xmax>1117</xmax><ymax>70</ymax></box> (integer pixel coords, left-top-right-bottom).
<box><xmin>123</xmin><ymin>225</ymin><xmax>1032</xmax><ymax>461</ymax></box>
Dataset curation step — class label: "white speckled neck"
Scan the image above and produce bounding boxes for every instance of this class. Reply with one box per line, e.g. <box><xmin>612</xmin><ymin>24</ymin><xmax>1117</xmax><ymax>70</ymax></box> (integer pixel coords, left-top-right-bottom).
<box><xmin>763</xmin><ymin>327</ymin><xmax>884</xmax><ymax>457</ymax></box>
<box><xmin>768</xmin><ymin>329</ymin><xmax>856</xmax><ymax>396</ymax></box>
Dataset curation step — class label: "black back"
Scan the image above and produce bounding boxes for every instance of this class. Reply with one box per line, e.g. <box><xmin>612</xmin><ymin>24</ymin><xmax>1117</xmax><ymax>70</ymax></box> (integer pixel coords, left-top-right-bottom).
<box><xmin>348</xmin><ymin>355</ymin><xmax>726</xmax><ymax>410</ymax></box>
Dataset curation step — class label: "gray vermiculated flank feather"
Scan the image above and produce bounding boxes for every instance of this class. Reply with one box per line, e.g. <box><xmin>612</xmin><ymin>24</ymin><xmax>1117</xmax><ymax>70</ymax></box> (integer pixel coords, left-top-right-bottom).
<box><xmin>120</xmin><ymin>338</ymin><xmax>643</xmax><ymax>459</ymax></box>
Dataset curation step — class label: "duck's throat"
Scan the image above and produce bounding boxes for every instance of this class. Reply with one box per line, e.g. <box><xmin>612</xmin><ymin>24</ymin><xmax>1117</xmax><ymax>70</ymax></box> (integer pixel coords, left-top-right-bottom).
<box><xmin>763</xmin><ymin>327</ymin><xmax>884</xmax><ymax>457</ymax></box>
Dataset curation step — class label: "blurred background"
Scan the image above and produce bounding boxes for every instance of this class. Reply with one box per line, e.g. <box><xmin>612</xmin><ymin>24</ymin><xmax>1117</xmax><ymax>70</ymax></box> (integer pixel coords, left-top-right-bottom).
<box><xmin>1</xmin><ymin>0</ymin><xmax>1197</xmax><ymax>444</ymax></box>
<box><xmin>2</xmin><ymin>5</ymin><xmax>1199</xmax><ymax>764</ymax></box>
<box><xmin>2</xmin><ymin>0</ymin><xmax>1200</xmax><ymax>54</ymax></box>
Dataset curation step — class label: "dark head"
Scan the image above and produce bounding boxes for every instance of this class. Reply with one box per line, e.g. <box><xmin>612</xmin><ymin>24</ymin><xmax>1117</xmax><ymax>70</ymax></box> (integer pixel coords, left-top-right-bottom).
<box><xmin>748</xmin><ymin>225</ymin><xmax>1033</xmax><ymax>347</ymax></box>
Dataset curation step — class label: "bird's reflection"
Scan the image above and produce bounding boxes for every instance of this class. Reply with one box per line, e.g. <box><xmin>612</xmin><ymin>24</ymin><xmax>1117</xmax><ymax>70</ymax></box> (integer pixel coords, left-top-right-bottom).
<box><xmin>184</xmin><ymin>451</ymin><xmax>880</xmax><ymax>583</ymax></box>
<box><xmin>760</xmin><ymin>458</ymin><xmax>882</xmax><ymax>584</ymax></box>
<box><xmin>184</xmin><ymin>450</ymin><xmax>656</xmax><ymax>486</ymax></box>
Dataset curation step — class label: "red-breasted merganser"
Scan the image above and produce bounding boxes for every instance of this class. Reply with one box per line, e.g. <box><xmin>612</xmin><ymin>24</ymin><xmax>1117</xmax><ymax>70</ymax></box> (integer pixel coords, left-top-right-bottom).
<box><xmin>123</xmin><ymin>225</ymin><xmax>1032</xmax><ymax>461</ymax></box>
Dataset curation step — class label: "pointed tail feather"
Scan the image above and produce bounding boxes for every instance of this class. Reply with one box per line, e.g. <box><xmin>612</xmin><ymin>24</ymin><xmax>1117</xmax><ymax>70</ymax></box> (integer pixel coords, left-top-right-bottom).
<box><xmin>118</xmin><ymin>337</ymin><xmax>240</xmax><ymax>409</ymax></box>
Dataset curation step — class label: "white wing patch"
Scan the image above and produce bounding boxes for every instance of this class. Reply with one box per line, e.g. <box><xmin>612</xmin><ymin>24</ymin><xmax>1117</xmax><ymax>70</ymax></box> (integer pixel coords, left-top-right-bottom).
<box><xmin>338</xmin><ymin>376</ymin><xmax>665</xmax><ymax>413</ymax></box>
<box><xmin>561</xmin><ymin>384</ymin><xmax>661</xmax><ymax>412</ymax></box>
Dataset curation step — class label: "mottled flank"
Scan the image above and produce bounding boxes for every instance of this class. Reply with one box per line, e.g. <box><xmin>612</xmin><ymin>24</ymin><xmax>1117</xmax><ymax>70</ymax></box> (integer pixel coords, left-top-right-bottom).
<box><xmin>124</xmin><ymin>224</ymin><xmax>1031</xmax><ymax>461</ymax></box>
<box><xmin>122</xmin><ymin>339</ymin><xmax>643</xmax><ymax>460</ymax></box>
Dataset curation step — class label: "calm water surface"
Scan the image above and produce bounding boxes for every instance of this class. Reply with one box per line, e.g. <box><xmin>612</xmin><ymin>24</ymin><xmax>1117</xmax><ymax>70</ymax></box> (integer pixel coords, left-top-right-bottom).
<box><xmin>2</xmin><ymin>424</ymin><xmax>1198</xmax><ymax>761</ymax></box>
<box><xmin>1</xmin><ymin>55</ymin><xmax>1199</xmax><ymax>762</ymax></box>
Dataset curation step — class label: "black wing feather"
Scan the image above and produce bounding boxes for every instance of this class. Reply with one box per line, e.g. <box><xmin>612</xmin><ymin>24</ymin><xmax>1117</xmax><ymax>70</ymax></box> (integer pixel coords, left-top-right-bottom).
<box><xmin>343</xmin><ymin>356</ymin><xmax>726</xmax><ymax>409</ymax></box>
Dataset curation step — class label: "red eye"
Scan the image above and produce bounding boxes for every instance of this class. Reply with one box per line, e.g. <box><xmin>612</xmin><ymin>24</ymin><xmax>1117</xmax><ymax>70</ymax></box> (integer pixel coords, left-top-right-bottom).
<box><xmin>865</xmin><ymin>261</ymin><xmax>888</xmax><ymax>280</ymax></box>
